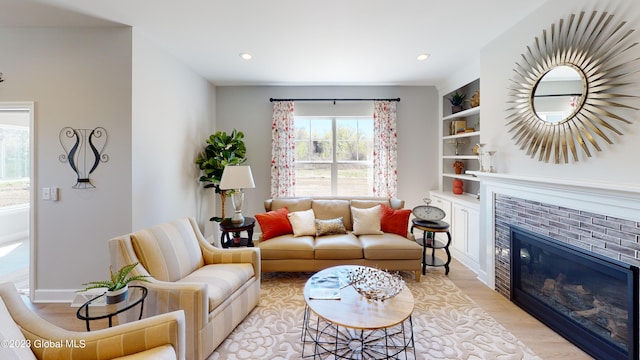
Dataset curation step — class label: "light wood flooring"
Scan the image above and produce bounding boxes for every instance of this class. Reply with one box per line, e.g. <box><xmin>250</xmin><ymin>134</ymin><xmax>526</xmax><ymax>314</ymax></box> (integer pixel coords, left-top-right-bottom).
<box><xmin>445</xmin><ymin>259</ymin><xmax>590</xmax><ymax>359</ymax></box>
<box><xmin>22</xmin><ymin>259</ymin><xmax>590</xmax><ymax>359</ymax></box>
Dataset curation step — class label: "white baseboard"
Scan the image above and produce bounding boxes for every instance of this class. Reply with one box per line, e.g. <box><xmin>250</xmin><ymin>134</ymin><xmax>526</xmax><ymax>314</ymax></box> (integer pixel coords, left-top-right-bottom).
<box><xmin>0</xmin><ymin>231</ymin><xmax>28</xmax><ymax>246</ymax></box>
<box><xmin>70</xmin><ymin>289</ymin><xmax>105</xmax><ymax>307</ymax></box>
<box><xmin>32</xmin><ymin>288</ymin><xmax>77</xmax><ymax>303</ymax></box>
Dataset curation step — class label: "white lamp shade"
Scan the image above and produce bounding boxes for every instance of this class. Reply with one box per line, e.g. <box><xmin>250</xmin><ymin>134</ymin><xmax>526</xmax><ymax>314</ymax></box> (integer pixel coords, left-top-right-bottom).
<box><xmin>219</xmin><ymin>165</ymin><xmax>255</xmax><ymax>190</ymax></box>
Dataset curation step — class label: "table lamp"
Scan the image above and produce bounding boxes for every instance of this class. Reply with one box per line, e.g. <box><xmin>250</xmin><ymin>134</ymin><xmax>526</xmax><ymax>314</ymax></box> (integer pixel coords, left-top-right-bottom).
<box><xmin>219</xmin><ymin>165</ymin><xmax>255</xmax><ymax>223</ymax></box>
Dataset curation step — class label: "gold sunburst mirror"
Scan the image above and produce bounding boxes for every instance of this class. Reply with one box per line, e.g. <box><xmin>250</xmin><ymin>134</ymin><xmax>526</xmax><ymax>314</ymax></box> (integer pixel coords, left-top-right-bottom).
<box><xmin>506</xmin><ymin>11</ymin><xmax>640</xmax><ymax>163</ymax></box>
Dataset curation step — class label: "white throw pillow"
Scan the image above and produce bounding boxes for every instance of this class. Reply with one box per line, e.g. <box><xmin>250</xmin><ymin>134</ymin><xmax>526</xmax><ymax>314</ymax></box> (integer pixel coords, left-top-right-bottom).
<box><xmin>351</xmin><ymin>205</ymin><xmax>383</xmax><ymax>235</ymax></box>
<box><xmin>0</xmin><ymin>297</ymin><xmax>37</xmax><ymax>360</ymax></box>
<box><xmin>287</xmin><ymin>209</ymin><xmax>316</xmax><ymax>237</ymax></box>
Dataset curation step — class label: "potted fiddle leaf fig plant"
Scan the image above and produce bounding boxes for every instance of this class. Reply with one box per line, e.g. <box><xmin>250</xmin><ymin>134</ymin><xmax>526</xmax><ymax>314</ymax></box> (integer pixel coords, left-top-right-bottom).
<box><xmin>79</xmin><ymin>262</ymin><xmax>149</xmax><ymax>304</ymax></box>
<box><xmin>196</xmin><ymin>129</ymin><xmax>247</xmax><ymax>222</ymax></box>
<box><xmin>449</xmin><ymin>91</ymin><xmax>466</xmax><ymax>113</ymax></box>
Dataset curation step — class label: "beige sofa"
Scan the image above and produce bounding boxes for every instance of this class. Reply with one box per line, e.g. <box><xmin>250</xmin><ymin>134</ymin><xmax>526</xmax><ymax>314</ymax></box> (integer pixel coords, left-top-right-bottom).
<box><xmin>0</xmin><ymin>281</ymin><xmax>186</xmax><ymax>360</ymax></box>
<box><xmin>108</xmin><ymin>217</ymin><xmax>260</xmax><ymax>360</ymax></box>
<box><xmin>257</xmin><ymin>197</ymin><xmax>423</xmax><ymax>281</ymax></box>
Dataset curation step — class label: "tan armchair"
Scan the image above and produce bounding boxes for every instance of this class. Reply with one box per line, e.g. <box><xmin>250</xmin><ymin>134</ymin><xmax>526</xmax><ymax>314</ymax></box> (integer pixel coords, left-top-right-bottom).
<box><xmin>0</xmin><ymin>282</ymin><xmax>185</xmax><ymax>360</ymax></box>
<box><xmin>108</xmin><ymin>217</ymin><xmax>260</xmax><ymax>360</ymax></box>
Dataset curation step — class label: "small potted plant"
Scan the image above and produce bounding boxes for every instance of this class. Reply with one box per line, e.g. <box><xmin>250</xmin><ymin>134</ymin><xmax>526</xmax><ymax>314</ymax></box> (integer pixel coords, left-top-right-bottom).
<box><xmin>79</xmin><ymin>262</ymin><xmax>149</xmax><ymax>304</ymax></box>
<box><xmin>449</xmin><ymin>91</ymin><xmax>466</xmax><ymax>113</ymax></box>
<box><xmin>452</xmin><ymin>160</ymin><xmax>465</xmax><ymax>174</ymax></box>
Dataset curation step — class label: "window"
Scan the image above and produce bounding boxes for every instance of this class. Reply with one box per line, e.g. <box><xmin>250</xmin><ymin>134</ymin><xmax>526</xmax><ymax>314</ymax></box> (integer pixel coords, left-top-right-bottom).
<box><xmin>0</xmin><ymin>122</ymin><xmax>30</xmax><ymax>208</ymax></box>
<box><xmin>294</xmin><ymin>117</ymin><xmax>373</xmax><ymax>196</ymax></box>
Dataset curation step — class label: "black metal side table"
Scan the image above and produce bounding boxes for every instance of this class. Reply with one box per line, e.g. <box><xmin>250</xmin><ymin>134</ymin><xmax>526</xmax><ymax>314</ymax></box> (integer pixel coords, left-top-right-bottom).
<box><xmin>76</xmin><ymin>285</ymin><xmax>147</xmax><ymax>331</ymax></box>
<box><xmin>411</xmin><ymin>219</ymin><xmax>452</xmax><ymax>275</ymax></box>
<box><xmin>219</xmin><ymin>217</ymin><xmax>256</xmax><ymax>248</ymax></box>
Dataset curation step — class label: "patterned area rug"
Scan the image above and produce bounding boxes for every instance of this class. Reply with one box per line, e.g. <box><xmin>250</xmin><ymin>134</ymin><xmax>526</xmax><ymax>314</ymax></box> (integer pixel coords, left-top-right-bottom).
<box><xmin>209</xmin><ymin>271</ymin><xmax>541</xmax><ymax>359</ymax></box>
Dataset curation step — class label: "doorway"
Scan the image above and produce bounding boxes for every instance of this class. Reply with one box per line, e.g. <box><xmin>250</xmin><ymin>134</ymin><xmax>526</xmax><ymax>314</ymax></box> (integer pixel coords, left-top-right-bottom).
<box><xmin>0</xmin><ymin>102</ymin><xmax>34</xmax><ymax>296</ymax></box>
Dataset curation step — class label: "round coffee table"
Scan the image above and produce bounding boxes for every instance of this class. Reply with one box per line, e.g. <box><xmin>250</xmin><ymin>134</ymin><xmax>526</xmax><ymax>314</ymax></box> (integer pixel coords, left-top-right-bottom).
<box><xmin>301</xmin><ymin>265</ymin><xmax>415</xmax><ymax>359</ymax></box>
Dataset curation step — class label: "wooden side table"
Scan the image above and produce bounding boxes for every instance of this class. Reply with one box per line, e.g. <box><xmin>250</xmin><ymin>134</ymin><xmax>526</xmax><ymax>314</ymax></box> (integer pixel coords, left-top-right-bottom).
<box><xmin>302</xmin><ymin>266</ymin><xmax>415</xmax><ymax>358</ymax></box>
<box><xmin>219</xmin><ymin>217</ymin><xmax>255</xmax><ymax>248</ymax></box>
<box><xmin>411</xmin><ymin>219</ymin><xmax>452</xmax><ymax>275</ymax></box>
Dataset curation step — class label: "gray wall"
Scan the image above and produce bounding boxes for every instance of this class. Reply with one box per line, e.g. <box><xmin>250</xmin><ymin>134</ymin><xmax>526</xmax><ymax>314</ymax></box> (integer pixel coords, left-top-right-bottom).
<box><xmin>0</xmin><ymin>27</ymin><xmax>133</xmax><ymax>301</ymax></box>
<box><xmin>0</xmin><ymin>26</ymin><xmax>216</xmax><ymax>301</ymax></box>
<box><xmin>131</xmin><ymin>30</ymin><xmax>216</xmax><ymax>232</ymax></box>
<box><xmin>215</xmin><ymin>86</ymin><xmax>438</xmax><ymax>234</ymax></box>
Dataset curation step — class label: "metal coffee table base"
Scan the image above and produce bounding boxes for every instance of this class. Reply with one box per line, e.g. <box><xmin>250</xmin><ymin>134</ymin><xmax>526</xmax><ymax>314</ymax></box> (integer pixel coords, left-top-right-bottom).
<box><xmin>301</xmin><ymin>305</ymin><xmax>415</xmax><ymax>359</ymax></box>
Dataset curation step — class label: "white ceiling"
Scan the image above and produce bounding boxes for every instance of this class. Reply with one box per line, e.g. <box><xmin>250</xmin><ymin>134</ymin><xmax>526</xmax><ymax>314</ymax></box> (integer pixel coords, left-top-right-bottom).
<box><xmin>1</xmin><ymin>0</ymin><xmax>549</xmax><ymax>86</ymax></box>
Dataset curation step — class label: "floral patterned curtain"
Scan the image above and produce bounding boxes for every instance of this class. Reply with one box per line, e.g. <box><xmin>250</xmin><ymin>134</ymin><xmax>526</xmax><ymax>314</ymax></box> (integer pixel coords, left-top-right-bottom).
<box><xmin>373</xmin><ymin>101</ymin><xmax>398</xmax><ymax>198</ymax></box>
<box><xmin>270</xmin><ymin>101</ymin><xmax>296</xmax><ymax>197</ymax></box>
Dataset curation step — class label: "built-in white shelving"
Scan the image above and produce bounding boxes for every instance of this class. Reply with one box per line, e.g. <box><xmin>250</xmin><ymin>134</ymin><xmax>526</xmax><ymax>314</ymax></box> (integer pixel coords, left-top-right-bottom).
<box><xmin>440</xmin><ymin>79</ymin><xmax>481</xmax><ymax>198</ymax></box>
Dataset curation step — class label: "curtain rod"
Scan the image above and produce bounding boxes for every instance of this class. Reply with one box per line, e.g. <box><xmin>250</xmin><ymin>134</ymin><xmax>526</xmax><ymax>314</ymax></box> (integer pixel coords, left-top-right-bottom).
<box><xmin>269</xmin><ymin>97</ymin><xmax>400</xmax><ymax>103</ymax></box>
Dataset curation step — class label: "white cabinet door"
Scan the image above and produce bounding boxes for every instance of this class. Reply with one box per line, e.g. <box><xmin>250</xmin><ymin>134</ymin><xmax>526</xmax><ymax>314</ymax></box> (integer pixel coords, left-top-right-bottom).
<box><xmin>466</xmin><ymin>206</ymin><xmax>480</xmax><ymax>263</ymax></box>
<box><xmin>428</xmin><ymin>191</ymin><xmax>480</xmax><ymax>273</ymax></box>
<box><xmin>452</xmin><ymin>203</ymin><xmax>480</xmax><ymax>263</ymax></box>
<box><xmin>430</xmin><ymin>195</ymin><xmax>452</xmax><ymax>244</ymax></box>
<box><xmin>452</xmin><ymin>204</ymin><xmax>467</xmax><ymax>254</ymax></box>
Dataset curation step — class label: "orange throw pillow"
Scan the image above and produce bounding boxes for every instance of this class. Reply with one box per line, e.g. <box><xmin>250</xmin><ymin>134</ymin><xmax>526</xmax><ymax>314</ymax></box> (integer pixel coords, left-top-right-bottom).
<box><xmin>255</xmin><ymin>207</ymin><xmax>293</xmax><ymax>240</ymax></box>
<box><xmin>380</xmin><ymin>203</ymin><xmax>411</xmax><ymax>237</ymax></box>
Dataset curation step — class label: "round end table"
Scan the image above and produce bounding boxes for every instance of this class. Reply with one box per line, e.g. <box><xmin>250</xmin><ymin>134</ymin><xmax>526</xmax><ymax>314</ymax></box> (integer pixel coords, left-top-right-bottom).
<box><xmin>411</xmin><ymin>219</ymin><xmax>452</xmax><ymax>275</ymax></box>
<box><xmin>219</xmin><ymin>217</ymin><xmax>255</xmax><ymax>248</ymax></box>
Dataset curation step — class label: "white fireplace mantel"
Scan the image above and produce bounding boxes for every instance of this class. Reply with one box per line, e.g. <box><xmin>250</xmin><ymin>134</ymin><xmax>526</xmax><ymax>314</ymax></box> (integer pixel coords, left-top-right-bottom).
<box><xmin>469</xmin><ymin>171</ymin><xmax>640</xmax><ymax>198</ymax></box>
<box><xmin>468</xmin><ymin>171</ymin><xmax>640</xmax><ymax>288</ymax></box>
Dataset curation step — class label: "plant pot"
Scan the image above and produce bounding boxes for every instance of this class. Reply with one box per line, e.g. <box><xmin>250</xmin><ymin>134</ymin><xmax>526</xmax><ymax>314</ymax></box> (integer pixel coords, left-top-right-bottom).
<box><xmin>106</xmin><ymin>285</ymin><xmax>128</xmax><ymax>304</ymax></box>
<box><xmin>451</xmin><ymin>105</ymin><xmax>463</xmax><ymax>113</ymax></box>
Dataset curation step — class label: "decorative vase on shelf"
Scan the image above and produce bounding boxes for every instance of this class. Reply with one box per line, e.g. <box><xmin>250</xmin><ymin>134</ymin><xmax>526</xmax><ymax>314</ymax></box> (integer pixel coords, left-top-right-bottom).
<box><xmin>470</xmin><ymin>90</ymin><xmax>480</xmax><ymax>108</ymax></box>
<box><xmin>485</xmin><ymin>151</ymin><xmax>496</xmax><ymax>172</ymax></box>
<box><xmin>452</xmin><ymin>179</ymin><xmax>464</xmax><ymax>195</ymax></box>
<box><xmin>453</xmin><ymin>160</ymin><xmax>464</xmax><ymax>174</ymax></box>
<box><xmin>475</xmin><ymin>143</ymin><xmax>486</xmax><ymax>171</ymax></box>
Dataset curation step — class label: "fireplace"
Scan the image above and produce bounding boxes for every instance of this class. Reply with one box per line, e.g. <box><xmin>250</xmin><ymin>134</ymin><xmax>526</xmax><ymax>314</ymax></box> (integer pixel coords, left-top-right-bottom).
<box><xmin>510</xmin><ymin>226</ymin><xmax>639</xmax><ymax>360</ymax></box>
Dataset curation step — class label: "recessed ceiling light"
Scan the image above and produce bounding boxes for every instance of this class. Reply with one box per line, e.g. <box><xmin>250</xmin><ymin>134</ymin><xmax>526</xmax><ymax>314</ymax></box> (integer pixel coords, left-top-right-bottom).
<box><xmin>239</xmin><ymin>52</ymin><xmax>253</xmax><ymax>60</ymax></box>
<box><xmin>417</xmin><ymin>53</ymin><xmax>430</xmax><ymax>61</ymax></box>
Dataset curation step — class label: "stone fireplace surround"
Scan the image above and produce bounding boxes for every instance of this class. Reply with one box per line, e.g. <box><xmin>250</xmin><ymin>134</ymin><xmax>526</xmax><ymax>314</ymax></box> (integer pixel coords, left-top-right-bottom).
<box><xmin>472</xmin><ymin>172</ymin><xmax>640</xmax><ymax>357</ymax></box>
<box><xmin>472</xmin><ymin>172</ymin><xmax>640</xmax><ymax>295</ymax></box>
<box><xmin>494</xmin><ymin>194</ymin><xmax>640</xmax><ymax>297</ymax></box>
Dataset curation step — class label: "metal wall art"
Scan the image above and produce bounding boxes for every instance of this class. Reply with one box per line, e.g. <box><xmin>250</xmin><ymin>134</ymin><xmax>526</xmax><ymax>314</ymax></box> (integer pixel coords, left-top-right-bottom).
<box><xmin>59</xmin><ymin>127</ymin><xmax>109</xmax><ymax>188</ymax></box>
<box><xmin>506</xmin><ymin>11</ymin><xmax>640</xmax><ymax>163</ymax></box>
